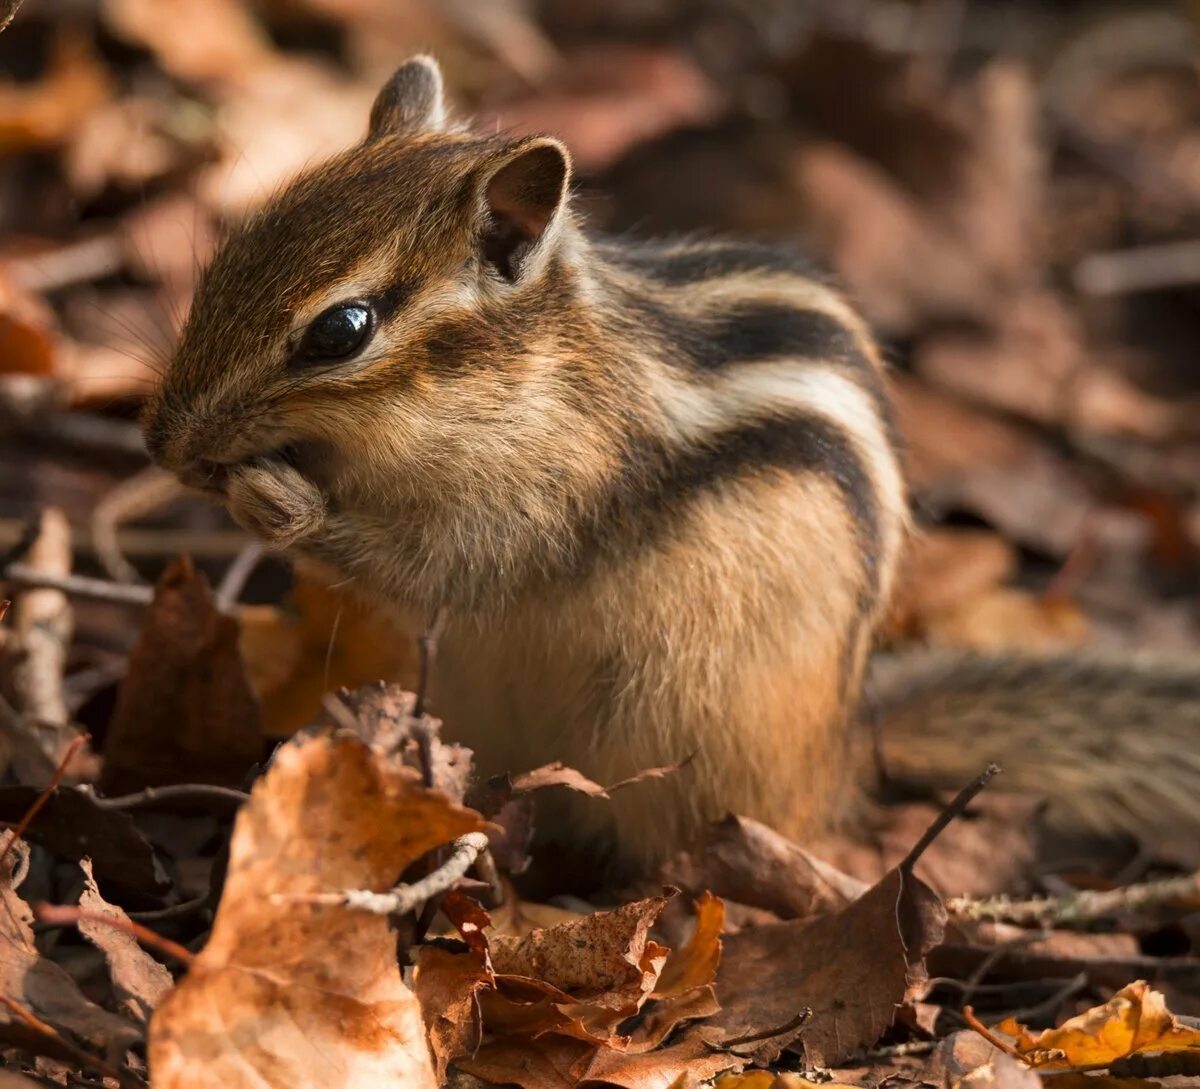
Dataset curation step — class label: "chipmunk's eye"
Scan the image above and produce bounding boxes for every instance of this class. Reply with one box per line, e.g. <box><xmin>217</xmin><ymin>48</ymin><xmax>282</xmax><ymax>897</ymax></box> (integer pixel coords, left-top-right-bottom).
<box><xmin>294</xmin><ymin>303</ymin><xmax>373</xmax><ymax>364</ymax></box>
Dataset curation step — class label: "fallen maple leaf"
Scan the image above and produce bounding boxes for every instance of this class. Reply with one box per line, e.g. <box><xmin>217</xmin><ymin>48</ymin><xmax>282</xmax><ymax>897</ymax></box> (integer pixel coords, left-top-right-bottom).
<box><xmin>995</xmin><ymin>980</ymin><xmax>1200</xmax><ymax>1069</ymax></box>
<box><xmin>148</xmin><ymin>731</ymin><xmax>484</xmax><ymax>1088</ymax></box>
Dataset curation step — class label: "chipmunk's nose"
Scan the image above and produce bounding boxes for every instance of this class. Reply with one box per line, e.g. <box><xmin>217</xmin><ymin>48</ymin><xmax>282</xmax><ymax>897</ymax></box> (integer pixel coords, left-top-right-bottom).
<box><xmin>141</xmin><ymin>402</ymin><xmax>230</xmax><ymax>492</ymax></box>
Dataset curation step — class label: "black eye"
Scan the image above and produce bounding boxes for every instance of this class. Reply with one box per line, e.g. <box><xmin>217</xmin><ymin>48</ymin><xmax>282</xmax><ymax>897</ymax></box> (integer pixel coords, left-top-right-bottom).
<box><xmin>295</xmin><ymin>303</ymin><xmax>373</xmax><ymax>364</ymax></box>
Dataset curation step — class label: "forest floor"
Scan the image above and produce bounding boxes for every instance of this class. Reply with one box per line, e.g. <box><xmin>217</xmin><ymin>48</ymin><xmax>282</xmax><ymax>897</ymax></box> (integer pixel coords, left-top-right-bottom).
<box><xmin>1</xmin><ymin>1</ymin><xmax>1200</xmax><ymax>1086</ymax></box>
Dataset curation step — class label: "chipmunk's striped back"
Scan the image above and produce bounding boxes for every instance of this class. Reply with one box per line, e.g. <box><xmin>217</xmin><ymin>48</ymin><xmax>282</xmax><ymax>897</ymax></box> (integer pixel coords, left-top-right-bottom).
<box><xmin>146</xmin><ymin>54</ymin><xmax>1200</xmax><ymax>873</ymax></box>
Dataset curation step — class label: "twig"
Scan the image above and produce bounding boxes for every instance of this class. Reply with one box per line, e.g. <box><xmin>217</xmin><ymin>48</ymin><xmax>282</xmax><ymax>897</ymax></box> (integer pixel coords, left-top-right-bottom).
<box><xmin>215</xmin><ymin>541</ymin><xmax>264</xmax><ymax>611</ymax></box>
<box><xmin>0</xmin><ymin>734</ymin><xmax>88</xmax><ymax>877</ymax></box>
<box><xmin>83</xmin><ymin>782</ymin><xmax>249</xmax><ymax>812</ymax></box>
<box><xmin>995</xmin><ymin>972</ymin><xmax>1089</xmax><ymax>1026</ymax></box>
<box><xmin>0</xmin><ymin>520</ymin><xmax>251</xmax><ymax>562</ymax></box>
<box><xmin>35</xmin><ymin>904</ymin><xmax>196</xmax><ymax>967</ymax></box>
<box><xmin>90</xmin><ymin>467</ymin><xmax>184</xmax><ymax>583</ymax></box>
<box><xmin>950</xmin><ymin>869</ymin><xmax>1200</xmax><ymax>926</ymax></box>
<box><xmin>413</xmin><ymin>607</ymin><xmax>446</xmax><ymax>720</ymax></box>
<box><xmin>0</xmin><ymin>0</ymin><xmax>25</xmax><ymax>34</ymax></box>
<box><xmin>11</xmin><ymin>509</ymin><xmax>74</xmax><ymax>727</ymax></box>
<box><xmin>2</xmin><ymin>564</ymin><xmax>154</xmax><ymax>607</ymax></box>
<box><xmin>901</xmin><ymin>763</ymin><xmax>1001</xmax><ymax>872</ymax></box>
<box><xmin>712</xmin><ymin>1009</ymin><xmax>812</xmax><ymax>1050</ymax></box>
<box><xmin>0</xmin><ymin>993</ymin><xmax>142</xmax><ymax>1089</ymax></box>
<box><xmin>1075</xmin><ymin>238</ymin><xmax>1200</xmax><ymax>296</ymax></box>
<box><xmin>5</xmin><ymin>233</ymin><xmax>124</xmax><ymax>294</ymax></box>
<box><xmin>961</xmin><ymin>1004</ymin><xmax>1026</xmax><ymax>1062</ymax></box>
<box><xmin>270</xmin><ymin>831</ymin><xmax>490</xmax><ymax>916</ymax></box>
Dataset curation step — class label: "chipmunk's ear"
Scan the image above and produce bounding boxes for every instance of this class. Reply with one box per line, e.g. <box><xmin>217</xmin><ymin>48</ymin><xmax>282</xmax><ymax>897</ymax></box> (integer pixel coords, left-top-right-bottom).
<box><xmin>477</xmin><ymin>137</ymin><xmax>572</xmax><ymax>282</ymax></box>
<box><xmin>368</xmin><ymin>55</ymin><xmax>447</xmax><ymax>140</ymax></box>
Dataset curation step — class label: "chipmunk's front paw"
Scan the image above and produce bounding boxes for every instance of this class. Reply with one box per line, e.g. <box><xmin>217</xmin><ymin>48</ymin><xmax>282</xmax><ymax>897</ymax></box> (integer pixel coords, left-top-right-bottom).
<box><xmin>225</xmin><ymin>459</ymin><xmax>326</xmax><ymax>548</ymax></box>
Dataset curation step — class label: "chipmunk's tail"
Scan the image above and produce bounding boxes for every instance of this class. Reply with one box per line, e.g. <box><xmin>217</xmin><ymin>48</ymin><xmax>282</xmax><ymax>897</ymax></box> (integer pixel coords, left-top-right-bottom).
<box><xmin>867</xmin><ymin>650</ymin><xmax>1200</xmax><ymax>837</ymax></box>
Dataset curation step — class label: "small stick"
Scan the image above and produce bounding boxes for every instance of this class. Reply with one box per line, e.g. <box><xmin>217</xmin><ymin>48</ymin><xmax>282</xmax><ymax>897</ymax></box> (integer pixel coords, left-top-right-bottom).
<box><xmin>0</xmin><ymin>520</ymin><xmax>251</xmax><ymax>562</ymax></box>
<box><xmin>901</xmin><ymin>763</ymin><xmax>1001</xmax><ymax>872</ymax></box>
<box><xmin>1075</xmin><ymin>238</ymin><xmax>1200</xmax><ymax>296</ymax></box>
<box><xmin>0</xmin><ymin>0</ymin><xmax>25</xmax><ymax>34</ymax></box>
<box><xmin>716</xmin><ymin>1009</ymin><xmax>811</xmax><ymax>1049</ymax></box>
<box><xmin>2</xmin><ymin>564</ymin><xmax>155</xmax><ymax>607</ymax></box>
<box><xmin>35</xmin><ymin>904</ymin><xmax>196</xmax><ymax>967</ymax></box>
<box><xmin>270</xmin><ymin>832</ymin><xmax>490</xmax><ymax>916</ymax></box>
<box><xmin>83</xmin><ymin>782</ymin><xmax>249</xmax><ymax>811</ymax></box>
<box><xmin>90</xmin><ymin>467</ymin><xmax>184</xmax><ymax>584</ymax></box>
<box><xmin>0</xmin><ymin>993</ymin><xmax>142</xmax><ymax>1089</ymax></box>
<box><xmin>961</xmin><ymin>1004</ymin><xmax>1027</xmax><ymax>1062</ymax></box>
<box><xmin>215</xmin><ymin>540</ymin><xmax>265</xmax><ymax>611</ymax></box>
<box><xmin>413</xmin><ymin>607</ymin><xmax>446</xmax><ymax>720</ymax></box>
<box><xmin>0</xmin><ymin>733</ymin><xmax>88</xmax><ymax>876</ymax></box>
<box><xmin>950</xmin><ymin>868</ymin><xmax>1200</xmax><ymax>926</ymax></box>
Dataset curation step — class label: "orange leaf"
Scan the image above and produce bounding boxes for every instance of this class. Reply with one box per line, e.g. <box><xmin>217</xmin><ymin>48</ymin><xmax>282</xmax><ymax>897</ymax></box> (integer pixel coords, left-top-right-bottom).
<box><xmin>995</xmin><ymin>980</ymin><xmax>1200</xmax><ymax>1069</ymax></box>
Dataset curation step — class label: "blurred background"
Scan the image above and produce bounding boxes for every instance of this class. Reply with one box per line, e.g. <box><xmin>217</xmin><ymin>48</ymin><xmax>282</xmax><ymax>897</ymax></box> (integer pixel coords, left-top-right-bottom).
<box><xmin>2</xmin><ymin>0</ymin><xmax>1200</xmax><ymax>745</ymax></box>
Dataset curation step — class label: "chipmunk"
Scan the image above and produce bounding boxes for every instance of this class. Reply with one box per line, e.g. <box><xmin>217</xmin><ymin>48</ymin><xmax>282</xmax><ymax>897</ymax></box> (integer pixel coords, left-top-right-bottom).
<box><xmin>142</xmin><ymin>56</ymin><xmax>1200</xmax><ymax>871</ymax></box>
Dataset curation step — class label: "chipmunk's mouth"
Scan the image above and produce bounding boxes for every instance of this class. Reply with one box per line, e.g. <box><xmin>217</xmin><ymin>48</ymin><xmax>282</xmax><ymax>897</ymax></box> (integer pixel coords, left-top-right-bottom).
<box><xmin>183</xmin><ymin>443</ymin><xmax>312</xmax><ymax>496</ymax></box>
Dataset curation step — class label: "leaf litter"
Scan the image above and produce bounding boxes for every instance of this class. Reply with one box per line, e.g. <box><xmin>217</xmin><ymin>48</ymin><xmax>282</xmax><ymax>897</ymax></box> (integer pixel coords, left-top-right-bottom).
<box><xmin>1</xmin><ymin>1</ymin><xmax>1200</xmax><ymax>1087</ymax></box>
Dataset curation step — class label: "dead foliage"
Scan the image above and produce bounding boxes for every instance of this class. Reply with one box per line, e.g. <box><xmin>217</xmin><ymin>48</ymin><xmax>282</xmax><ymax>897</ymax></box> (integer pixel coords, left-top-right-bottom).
<box><xmin>0</xmin><ymin>1</ymin><xmax>1199</xmax><ymax>1086</ymax></box>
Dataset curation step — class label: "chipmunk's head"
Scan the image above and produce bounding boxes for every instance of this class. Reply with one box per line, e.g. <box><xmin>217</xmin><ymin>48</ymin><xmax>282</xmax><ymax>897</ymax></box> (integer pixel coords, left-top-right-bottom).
<box><xmin>143</xmin><ymin>55</ymin><xmax>584</xmax><ymax>506</ymax></box>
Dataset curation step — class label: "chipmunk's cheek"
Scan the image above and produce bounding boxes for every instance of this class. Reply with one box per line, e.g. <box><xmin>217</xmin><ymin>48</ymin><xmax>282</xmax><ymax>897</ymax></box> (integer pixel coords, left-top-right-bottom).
<box><xmin>225</xmin><ymin>461</ymin><xmax>326</xmax><ymax>547</ymax></box>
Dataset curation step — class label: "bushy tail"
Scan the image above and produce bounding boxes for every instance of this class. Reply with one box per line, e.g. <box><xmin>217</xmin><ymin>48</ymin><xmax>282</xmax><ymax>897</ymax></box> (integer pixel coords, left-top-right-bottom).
<box><xmin>867</xmin><ymin>650</ymin><xmax>1200</xmax><ymax>837</ymax></box>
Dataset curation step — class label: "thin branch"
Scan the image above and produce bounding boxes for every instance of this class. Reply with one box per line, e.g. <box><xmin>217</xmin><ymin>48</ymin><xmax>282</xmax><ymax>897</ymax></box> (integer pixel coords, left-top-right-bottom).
<box><xmin>1075</xmin><ymin>238</ymin><xmax>1200</xmax><ymax>296</ymax></box>
<box><xmin>0</xmin><ymin>993</ymin><xmax>142</xmax><ymax>1089</ymax></box>
<box><xmin>0</xmin><ymin>0</ymin><xmax>25</xmax><ymax>34</ymax></box>
<box><xmin>270</xmin><ymin>832</ymin><xmax>490</xmax><ymax>916</ymax></box>
<box><xmin>901</xmin><ymin>763</ymin><xmax>1001</xmax><ymax>873</ymax></box>
<box><xmin>215</xmin><ymin>541</ymin><xmax>265</xmax><ymax>611</ymax></box>
<box><xmin>83</xmin><ymin>782</ymin><xmax>249</xmax><ymax>812</ymax></box>
<box><xmin>0</xmin><ymin>520</ymin><xmax>251</xmax><ymax>562</ymax></box>
<box><xmin>413</xmin><ymin>606</ymin><xmax>447</xmax><ymax>720</ymax></box>
<box><xmin>949</xmin><ymin>868</ymin><xmax>1200</xmax><ymax>926</ymax></box>
<box><xmin>961</xmin><ymin>1004</ymin><xmax>1027</xmax><ymax>1062</ymax></box>
<box><xmin>2</xmin><ymin>564</ymin><xmax>154</xmax><ymax>607</ymax></box>
<box><xmin>0</xmin><ymin>734</ymin><xmax>88</xmax><ymax>876</ymax></box>
<box><xmin>35</xmin><ymin>904</ymin><xmax>196</xmax><ymax>967</ymax></box>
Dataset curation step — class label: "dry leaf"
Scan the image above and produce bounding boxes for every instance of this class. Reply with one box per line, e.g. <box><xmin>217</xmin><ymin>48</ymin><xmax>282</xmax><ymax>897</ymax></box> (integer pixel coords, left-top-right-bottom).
<box><xmin>199</xmin><ymin>59</ymin><xmax>375</xmax><ymax>211</ymax></box>
<box><xmin>663</xmin><ymin>815</ymin><xmax>867</xmax><ymax>920</ymax></box>
<box><xmin>920</xmin><ymin>586</ymin><xmax>1089</xmax><ymax>653</ymax></box>
<box><xmin>484</xmin><ymin>895</ymin><xmax>671</xmax><ymax>1044</ymax></box>
<box><xmin>101</xmin><ymin>555</ymin><xmax>263</xmax><ymax>793</ymax></box>
<box><xmin>0</xmin><ymin>838</ymin><xmax>141</xmax><ymax>1056</ymax></box>
<box><xmin>892</xmin><ymin>377</ymin><xmax>1095</xmax><ymax>557</ymax></box>
<box><xmin>0</xmin><ymin>274</ymin><xmax>56</xmax><ymax>380</ymax></box>
<box><xmin>887</xmin><ymin>529</ymin><xmax>1017</xmax><ymax>640</ymax></box>
<box><xmin>699</xmin><ymin>866</ymin><xmax>945</xmax><ymax>1066</ymax></box>
<box><xmin>955</xmin><ymin>1054</ymin><xmax>1042</xmax><ymax>1089</ymax></box>
<box><xmin>995</xmin><ymin>980</ymin><xmax>1200</xmax><ymax>1069</ymax></box>
<box><xmin>483</xmin><ymin>45</ymin><xmax>720</xmax><ymax>172</ymax></box>
<box><xmin>102</xmin><ymin>0</ymin><xmax>272</xmax><ymax>85</ymax></box>
<box><xmin>0</xmin><ymin>34</ymin><xmax>110</xmax><ymax>153</ymax></box>
<box><xmin>76</xmin><ymin>858</ymin><xmax>172</xmax><ymax>1023</ymax></box>
<box><xmin>462</xmin><ymin>1032</ymin><xmax>739</xmax><ymax>1089</ymax></box>
<box><xmin>812</xmin><ymin>794</ymin><xmax>1041</xmax><ymax>900</ymax></box>
<box><xmin>240</xmin><ymin>564</ymin><xmax>418</xmax><ymax>740</ymax></box>
<box><xmin>149</xmin><ymin>731</ymin><xmax>484</xmax><ymax>1088</ymax></box>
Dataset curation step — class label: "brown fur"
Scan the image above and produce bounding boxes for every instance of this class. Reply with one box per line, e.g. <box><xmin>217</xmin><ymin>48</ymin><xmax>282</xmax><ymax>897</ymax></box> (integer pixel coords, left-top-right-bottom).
<box><xmin>146</xmin><ymin>57</ymin><xmax>1200</xmax><ymax>873</ymax></box>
